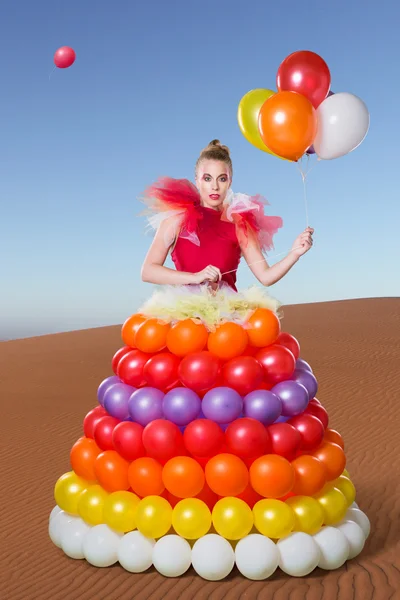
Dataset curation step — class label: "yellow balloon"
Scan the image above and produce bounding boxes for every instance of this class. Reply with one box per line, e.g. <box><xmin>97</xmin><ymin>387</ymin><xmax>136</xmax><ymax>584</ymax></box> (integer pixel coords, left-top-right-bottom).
<box><xmin>342</xmin><ymin>468</ymin><xmax>351</xmax><ymax>479</ymax></box>
<box><xmin>315</xmin><ymin>487</ymin><xmax>348</xmax><ymax>525</ymax></box>
<box><xmin>212</xmin><ymin>497</ymin><xmax>253</xmax><ymax>540</ymax></box>
<box><xmin>172</xmin><ymin>499</ymin><xmax>211</xmax><ymax>539</ymax></box>
<box><xmin>333</xmin><ymin>475</ymin><xmax>356</xmax><ymax>506</ymax></box>
<box><xmin>103</xmin><ymin>491</ymin><xmax>140</xmax><ymax>533</ymax></box>
<box><xmin>135</xmin><ymin>496</ymin><xmax>172</xmax><ymax>539</ymax></box>
<box><xmin>286</xmin><ymin>496</ymin><xmax>324</xmax><ymax>535</ymax></box>
<box><xmin>253</xmin><ymin>499</ymin><xmax>295</xmax><ymax>539</ymax></box>
<box><xmin>54</xmin><ymin>471</ymin><xmax>87</xmax><ymax>514</ymax></box>
<box><xmin>238</xmin><ymin>89</ymin><xmax>286</xmax><ymax>159</ymax></box>
<box><xmin>78</xmin><ymin>484</ymin><xmax>108</xmax><ymax>525</ymax></box>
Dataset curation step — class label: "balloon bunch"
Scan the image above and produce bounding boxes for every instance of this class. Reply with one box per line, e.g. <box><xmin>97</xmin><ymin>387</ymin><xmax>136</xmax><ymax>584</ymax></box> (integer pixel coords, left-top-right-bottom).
<box><xmin>238</xmin><ymin>50</ymin><xmax>369</xmax><ymax>161</ymax></box>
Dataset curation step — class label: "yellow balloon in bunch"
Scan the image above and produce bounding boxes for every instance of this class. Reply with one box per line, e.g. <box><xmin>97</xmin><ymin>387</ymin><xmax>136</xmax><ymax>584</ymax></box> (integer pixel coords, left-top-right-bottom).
<box><xmin>172</xmin><ymin>499</ymin><xmax>212</xmax><ymax>540</ymax></box>
<box><xmin>212</xmin><ymin>497</ymin><xmax>254</xmax><ymax>540</ymax></box>
<box><xmin>54</xmin><ymin>471</ymin><xmax>88</xmax><ymax>514</ymax></box>
<box><xmin>342</xmin><ymin>469</ymin><xmax>351</xmax><ymax>479</ymax></box>
<box><xmin>286</xmin><ymin>496</ymin><xmax>324</xmax><ymax>535</ymax></box>
<box><xmin>135</xmin><ymin>496</ymin><xmax>172</xmax><ymax>539</ymax></box>
<box><xmin>253</xmin><ymin>499</ymin><xmax>295</xmax><ymax>539</ymax></box>
<box><xmin>78</xmin><ymin>484</ymin><xmax>108</xmax><ymax>525</ymax></box>
<box><xmin>333</xmin><ymin>475</ymin><xmax>356</xmax><ymax>506</ymax></box>
<box><xmin>103</xmin><ymin>491</ymin><xmax>140</xmax><ymax>533</ymax></box>
<box><xmin>315</xmin><ymin>487</ymin><xmax>348</xmax><ymax>525</ymax></box>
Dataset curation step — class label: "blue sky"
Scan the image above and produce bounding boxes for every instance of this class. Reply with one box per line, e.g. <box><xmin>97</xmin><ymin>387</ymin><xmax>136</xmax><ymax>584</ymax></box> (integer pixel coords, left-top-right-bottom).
<box><xmin>1</xmin><ymin>0</ymin><xmax>399</xmax><ymax>340</ymax></box>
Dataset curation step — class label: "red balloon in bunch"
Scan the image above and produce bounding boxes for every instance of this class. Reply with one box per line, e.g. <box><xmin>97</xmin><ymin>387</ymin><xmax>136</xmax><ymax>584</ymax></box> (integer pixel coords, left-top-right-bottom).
<box><xmin>112</xmin><ymin>421</ymin><xmax>145</xmax><ymax>461</ymax></box>
<box><xmin>117</xmin><ymin>349</ymin><xmax>151</xmax><ymax>387</ymax></box>
<box><xmin>83</xmin><ymin>406</ymin><xmax>108</xmax><ymax>438</ymax></box>
<box><xmin>306</xmin><ymin>399</ymin><xmax>329</xmax><ymax>429</ymax></box>
<box><xmin>288</xmin><ymin>413</ymin><xmax>325</xmax><ymax>451</ymax></box>
<box><xmin>184</xmin><ymin>419</ymin><xmax>224</xmax><ymax>457</ymax></box>
<box><xmin>255</xmin><ymin>345</ymin><xmax>296</xmax><ymax>384</ymax></box>
<box><xmin>277</xmin><ymin>332</ymin><xmax>300</xmax><ymax>360</ymax></box>
<box><xmin>221</xmin><ymin>356</ymin><xmax>264</xmax><ymax>396</ymax></box>
<box><xmin>143</xmin><ymin>352</ymin><xmax>181</xmax><ymax>390</ymax></box>
<box><xmin>195</xmin><ymin>482</ymin><xmax>219</xmax><ymax>510</ymax></box>
<box><xmin>277</xmin><ymin>50</ymin><xmax>331</xmax><ymax>109</ymax></box>
<box><xmin>225</xmin><ymin>418</ymin><xmax>271</xmax><ymax>459</ymax></box>
<box><xmin>236</xmin><ymin>483</ymin><xmax>263</xmax><ymax>508</ymax></box>
<box><xmin>54</xmin><ymin>46</ymin><xmax>76</xmax><ymax>69</ymax></box>
<box><xmin>112</xmin><ymin>346</ymin><xmax>132</xmax><ymax>375</ymax></box>
<box><xmin>178</xmin><ymin>351</ymin><xmax>220</xmax><ymax>392</ymax></box>
<box><xmin>268</xmin><ymin>422</ymin><xmax>302</xmax><ymax>460</ymax></box>
<box><xmin>142</xmin><ymin>419</ymin><xmax>185</xmax><ymax>462</ymax></box>
<box><xmin>93</xmin><ymin>416</ymin><xmax>120</xmax><ymax>450</ymax></box>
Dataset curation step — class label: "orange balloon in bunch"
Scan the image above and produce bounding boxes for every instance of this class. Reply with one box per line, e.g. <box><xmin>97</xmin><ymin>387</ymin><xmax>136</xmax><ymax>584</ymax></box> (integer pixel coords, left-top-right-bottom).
<box><xmin>70</xmin><ymin>437</ymin><xmax>101</xmax><ymax>481</ymax></box>
<box><xmin>94</xmin><ymin>450</ymin><xmax>130</xmax><ymax>492</ymax></box>
<box><xmin>291</xmin><ymin>455</ymin><xmax>327</xmax><ymax>495</ymax></box>
<box><xmin>121</xmin><ymin>314</ymin><xmax>147</xmax><ymax>347</ymax></box>
<box><xmin>312</xmin><ymin>442</ymin><xmax>346</xmax><ymax>481</ymax></box>
<box><xmin>128</xmin><ymin>457</ymin><xmax>165</xmax><ymax>497</ymax></box>
<box><xmin>166</xmin><ymin>319</ymin><xmax>209</xmax><ymax>356</ymax></box>
<box><xmin>258</xmin><ymin>91</ymin><xmax>317</xmax><ymax>162</ymax></box>
<box><xmin>246</xmin><ymin>308</ymin><xmax>281</xmax><ymax>348</ymax></box>
<box><xmin>207</xmin><ymin>322</ymin><xmax>248</xmax><ymax>360</ymax></box>
<box><xmin>324</xmin><ymin>428</ymin><xmax>345</xmax><ymax>449</ymax></box>
<box><xmin>162</xmin><ymin>456</ymin><xmax>205</xmax><ymax>498</ymax></box>
<box><xmin>134</xmin><ymin>318</ymin><xmax>170</xmax><ymax>353</ymax></box>
<box><xmin>250</xmin><ymin>455</ymin><xmax>295</xmax><ymax>498</ymax></box>
<box><xmin>205</xmin><ymin>453</ymin><xmax>249</xmax><ymax>497</ymax></box>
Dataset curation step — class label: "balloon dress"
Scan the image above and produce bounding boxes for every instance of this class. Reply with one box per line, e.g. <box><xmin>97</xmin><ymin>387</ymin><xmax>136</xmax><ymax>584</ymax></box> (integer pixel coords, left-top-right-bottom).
<box><xmin>49</xmin><ymin>178</ymin><xmax>370</xmax><ymax>580</ymax></box>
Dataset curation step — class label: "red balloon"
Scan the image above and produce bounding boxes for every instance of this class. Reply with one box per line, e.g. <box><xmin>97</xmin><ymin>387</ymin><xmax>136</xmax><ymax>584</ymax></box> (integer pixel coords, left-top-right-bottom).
<box><xmin>306</xmin><ymin>400</ymin><xmax>329</xmax><ymax>429</ymax></box>
<box><xmin>142</xmin><ymin>419</ymin><xmax>185</xmax><ymax>462</ymax></box>
<box><xmin>143</xmin><ymin>352</ymin><xmax>181</xmax><ymax>390</ymax></box>
<box><xmin>267</xmin><ymin>422</ymin><xmax>301</xmax><ymax>460</ymax></box>
<box><xmin>112</xmin><ymin>421</ymin><xmax>145</xmax><ymax>461</ymax></box>
<box><xmin>277</xmin><ymin>332</ymin><xmax>300</xmax><ymax>360</ymax></box>
<box><xmin>277</xmin><ymin>50</ymin><xmax>331</xmax><ymax>109</ymax></box>
<box><xmin>112</xmin><ymin>346</ymin><xmax>132</xmax><ymax>375</ymax></box>
<box><xmin>288</xmin><ymin>414</ymin><xmax>325</xmax><ymax>451</ymax></box>
<box><xmin>184</xmin><ymin>419</ymin><xmax>224</xmax><ymax>457</ymax></box>
<box><xmin>236</xmin><ymin>483</ymin><xmax>263</xmax><ymax>508</ymax></box>
<box><xmin>178</xmin><ymin>351</ymin><xmax>220</xmax><ymax>392</ymax></box>
<box><xmin>83</xmin><ymin>406</ymin><xmax>108</xmax><ymax>438</ymax></box>
<box><xmin>54</xmin><ymin>46</ymin><xmax>76</xmax><ymax>69</ymax></box>
<box><xmin>117</xmin><ymin>349</ymin><xmax>152</xmax><ymax>387</ymax></box>
<box><xmin>225</xmin><ymin>418</ymin><xmax>270</xmax><ymax>459</ymax></box>
<box><xmin>221</xmin><ymin>356</ymin><xmax>264</xmax><ymax>395</ymax></box>
<box><xmin>94</xmin><ymin>416</ymin><xmax>120</xmax><ymax>450</ymax></box>
<box><xmin>255</xmin><ymin>345</ymin><xmax>295</xmax><ymax>384</ymax></box>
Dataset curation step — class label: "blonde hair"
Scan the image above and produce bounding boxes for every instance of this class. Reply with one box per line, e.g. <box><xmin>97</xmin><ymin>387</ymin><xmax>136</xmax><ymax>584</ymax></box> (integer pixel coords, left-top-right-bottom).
<box><xmin>195</xmin><ymin>139</ymin><xmax>233</xmax><ymax>178</ymax></box>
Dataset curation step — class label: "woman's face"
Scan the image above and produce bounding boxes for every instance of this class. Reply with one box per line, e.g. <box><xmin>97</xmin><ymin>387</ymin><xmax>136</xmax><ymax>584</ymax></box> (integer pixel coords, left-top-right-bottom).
<box><xmin>196</xmin><ymin>159</ymin><xmax>231</xmax><ymax>210</ymax></box>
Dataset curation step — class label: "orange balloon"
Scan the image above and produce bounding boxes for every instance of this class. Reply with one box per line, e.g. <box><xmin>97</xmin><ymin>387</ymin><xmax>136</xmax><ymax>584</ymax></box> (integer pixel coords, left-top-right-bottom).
<box><xmin>312</xmin><ymin>442</ymin><xmax>346</xmax><ymax>481</ymax></box>
<box><xmin>258</xmin><ymin>91</ymin><xmax>317</xmax><ymax>162</ymax></box>
<box><xmin>324</xmin><ymin>429</ymin><xmax>345</xmax><ymax>449</ymax></box>
<box><xmin>250</xmin><ymin>455</ymin><xmax>294</xmax><ymax>498</ymax></box>
<box><xmin>246</xmin><ymin>308</ymin><xmax>281</xmax><ymax>348</ymax></box>
<box><xmin>167</xmin><ymin>319</ymin><xmax>209</xmax><ymax>356</ymax></box>
<box><xmin>163</xmin><ymin>456</ymin><xmax>205</xmax><ymax>498</ymax></box>
<box><xmin>128</xmin><ymin>457</ymin><xmax>165</xmax><ymax>497</ymax></box>
<box><xmin>208</xmin><ymin>322</ymin><xmax>248</xmax><ymax>360</ymax></box>
<box><xmin>291</xmin><ymin>455</ymin><xmax>327</xmax><ymax>495</ymax></box>
<box><xmin>134</xmin><ymin>318</ymin><xmax>170</xmax><ymax>353</ymax></box>
<box><xmin>94</xmin><ymin>451</ymin><xmax>130</xmax><ymax>492</ymax></box>
<box><xmin>70</xmin><ymin>437</ymin><xmax>101</xmax><ymax>482</ymax></box>
<box><xmin>121</xmin><ymin>314</ymin><xmax>147</xmax><ymax>347</ymax></box>
<box><xmin>205</xmin><ymin>454</ymin><xmax>249</xmax><ymax>497</ymax></box>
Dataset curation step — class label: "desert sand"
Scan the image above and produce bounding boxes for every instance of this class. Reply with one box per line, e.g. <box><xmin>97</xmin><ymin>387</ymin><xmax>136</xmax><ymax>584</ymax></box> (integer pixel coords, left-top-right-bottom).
<box><xmin>1</xmin><ymin>297</ymin><xmax>399</xmax><ymax>600</ymax></box>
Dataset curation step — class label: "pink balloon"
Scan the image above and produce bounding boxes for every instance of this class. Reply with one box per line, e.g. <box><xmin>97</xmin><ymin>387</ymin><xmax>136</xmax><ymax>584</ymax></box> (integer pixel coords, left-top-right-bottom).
<box><xmin>54</xmin><ymin>46</ymin><xmax>76</xmax><ymax>69</ymax></box>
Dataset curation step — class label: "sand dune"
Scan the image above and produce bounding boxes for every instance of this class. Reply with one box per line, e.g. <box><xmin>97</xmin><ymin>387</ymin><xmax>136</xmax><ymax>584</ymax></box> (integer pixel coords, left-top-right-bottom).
<box><xmin>1</xmin><ymin>298</ymin><xmax>399</xmax><ymax>599</ymax></box>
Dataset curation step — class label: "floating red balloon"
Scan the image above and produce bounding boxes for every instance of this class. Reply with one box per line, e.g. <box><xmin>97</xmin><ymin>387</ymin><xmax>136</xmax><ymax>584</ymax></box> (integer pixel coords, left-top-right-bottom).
<box><xmin>184</xmin><ymin>419</ymin><xmax>224</xmax><ymax>457</ymax></box>
<box><xmin>268</xmin><ymin>422</ymin><xmax>301</xmax><ymax>460</ymax></box>
<box><xmin>221</xmin><ymin>356</ymin><xmax>264</xmax><ymax>396</ymax></box>
<box><xmin>143</xmin><ymin>352</ymin><xmax>181</xmax><ymax>390</ymax></box>
<box><xmin>255</xmin><ymin>344</ymin><xmax>296</xmax><ymax>384</ymax></box>
<box><xmin>54</xmin><ymin>46</ymin><xmax>76</xmax><ymax>69</ymax></box>
<box><xmin>288</xmin><ymin>413</ymin><xmax>325</xmax><ymax>451</ymax></box>
<box><xmin>112</xmin><ymin>421</ymin><xmax>145</xmax><ymax>461</ymax></box>
<box><xmin>93</xmin><ymin>416</ymin><xmax>120</xmax><ymax>451</ymax></box>
<box><xmin>117</xmin><ymin>349</ymin><xmax>151</xmax><ymax>387</ymax></box>
<box><xmin>277</xmin><ymin>50</ymin><xmax>331</xmax><ymax>109</ymax></box>
<box><xmin>225</xmin><ymin>418</ymin><xmax>270</xmax><ymax>459</ymax></box>
<box><xmin>142</xmin><ymin>419</ymin><xmax>185</xmax><ymax>462</ymax></box>
<box><xmin>178</xmin><ymin>351</ymin><xmax>220</xmax><ymax>392</ymax></box>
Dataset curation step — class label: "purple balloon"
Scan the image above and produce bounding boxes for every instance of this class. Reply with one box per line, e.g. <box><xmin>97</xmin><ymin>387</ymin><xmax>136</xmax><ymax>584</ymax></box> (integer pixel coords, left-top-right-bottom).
<box><xmin>296</xmin><ymin>358</ymin><xmax>313</xmax><ymax>373</ymax></box>
<box><xmin>306</xmin><ymin>145</ymin><xmax>316</xmax><ymax>155</ymax></box>
<box><xmin>128</xmin><ymin>387</ymin><xmax>164</xmax><ymax>426</ymax></box>
<box><xmin>291</xmin><ymin>368</ymin><xmax>318</xmax><ymax>400</ymax></box>
<box><xmin>103</xmin><ymin>382</ymin><xmax>135</xmax><ymax>420</ymax></box>
<box><xmin>243</xmin><ymin>390</ymin><xmax>282</xmax><ymax>424</ymax></box>
<box><xmin>163</xmin><ymin>387</ymin><xmax>201</xmax><ymax>426</ymax></box>
<box><xmin>275</xmin><ymin>415</ymin><xmax>290</xmax><ymax>423</ymax></box>
<box><xmin>97</xmin><ymin>375</ymin><xmax>121</xmax><ymax>407</ymax></box>
<box><xmin>202</xmin><ymin>387</ymin><xmax>243</xmax><ymax>424</ymax></box>
<box><xmin>272</xmin><ymin>381</ymin><xmax>309</xmax><ymax>417</ymax></box>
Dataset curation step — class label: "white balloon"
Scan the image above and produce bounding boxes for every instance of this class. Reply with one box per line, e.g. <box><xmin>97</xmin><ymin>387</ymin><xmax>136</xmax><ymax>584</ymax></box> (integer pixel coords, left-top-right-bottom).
<box><xmin>118</xmin><ymin>531</ymin><xmax>155</xmax><ymax>573</ymax></box>
<box><xmin>49</xmin><ymin>505</ymin><xmax>62</xmax><ymax>522</ymax></box>
<box><xmin>314</xmin><ymin>92</ymin><xmax>370</xmax><ymax>160</ymax></box>
<box><xmin>277</xmin><ymin>532</ymin><xmax>320</xmax><ymax>577</ymax></box>
<box><xmin>337</xmin><ymin>521</ymin><xmax>365</xmax><ymax>560</ymax></box>
<box><xmin>83</xmin><ymin>524</ymin><xmax>123</xmax><ymax>567</ymax></box>
<box><xmin>235</xmin><ymin>534</ymin><xmax>279</xmax><ymax>580</ymax></box>
<box><xmin>344</xmin><ymin>509</ymin><xmax>371</xmax><ymax>539</ymax></box>
<box><xmin>191</xmin><ymin>534</ymin><xmax>235</xmax><ymax>581</ymax></box>
<box><xmin>314</xmin><ymin>526</ymin><xmax>350</xmax><ymax>570</ymax></box>
<box><xmin>61</xmin><ymin>518</ymin><xmax>91</xmax><ymax>559</ymax></box>
<box><xmin>48</xmin><ymin>510</ymin><xmax>74</xmax><ymax>548</ymax></box>
<box><xmin>152</xmin><ymin>535</ymin><xmax>192</xmax><ymax>577</ymax></box>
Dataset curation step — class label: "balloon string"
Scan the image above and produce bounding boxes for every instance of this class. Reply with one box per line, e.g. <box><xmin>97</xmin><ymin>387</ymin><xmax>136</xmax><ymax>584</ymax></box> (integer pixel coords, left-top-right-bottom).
<box><xmin>49</xmin><ymin>65</ymin><xmax>56</xmax><ymax>80</ymax></box>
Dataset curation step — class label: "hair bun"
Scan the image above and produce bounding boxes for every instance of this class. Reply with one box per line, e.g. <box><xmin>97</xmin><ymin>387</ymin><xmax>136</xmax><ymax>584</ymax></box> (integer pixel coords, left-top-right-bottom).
<box><xmin>206</xmin><ymin>139</ymin><xmax>231</xmax><ymax>156</ymax></box>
